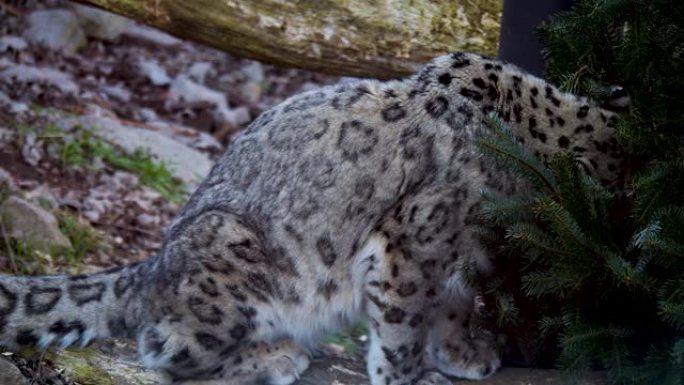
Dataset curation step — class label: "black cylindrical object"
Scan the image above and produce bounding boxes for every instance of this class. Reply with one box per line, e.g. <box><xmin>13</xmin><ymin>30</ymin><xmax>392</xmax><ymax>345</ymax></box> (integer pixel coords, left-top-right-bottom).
<box><xmin>498</xmin><ymin>0</ymin><xmax>575</xmax><ymax>75</ymax></box>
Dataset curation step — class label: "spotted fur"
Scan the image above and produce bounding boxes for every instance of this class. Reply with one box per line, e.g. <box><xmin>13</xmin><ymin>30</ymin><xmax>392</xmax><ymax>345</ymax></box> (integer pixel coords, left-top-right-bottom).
<box><xmin>0</xmin><ymin>52</ymin><xmax>626</xmax><ymax>385</ymax></box>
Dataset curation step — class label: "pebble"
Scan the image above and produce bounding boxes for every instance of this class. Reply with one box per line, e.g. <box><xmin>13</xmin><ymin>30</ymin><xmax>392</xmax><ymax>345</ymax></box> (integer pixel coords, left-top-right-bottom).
<box><xmin>23</xmin><ymin>9</ymin><xmax>86</xmax><ymax>55</ymax></box>
<box><xmin>73</xmin><ymin>4</ymin><xmax>132</xmax><ymax>41</ymax></box>
<box><xmin>124</xmin><ymin>24</ymin><xmax>182</xmax><ymax>47</ymax></box>
<box><xmin>187</xmin><ymin>62</ymin><xmax>214</xmax><ymax>84</ymax></box>
<box><xmin>240</xmin><ymin>81</ymin><xmax>262</xmax><ymax>104</ymax></box>
<box><xmin>0</xmin><ymin>36</ymin><xmax>28</xmax><ymax>52</ymax></box>
<box><xmin>139</xmin><ymin>59</ymin><xmax>172</xmax><ymax>86</ymax></box>
<box><xmin>102</xmin><ymin>83</ymin><xmax>132</xmax><ymax>102</ymax></box>
<box><xmin>0</xmin><ymin>65</ymin><xmax>80</xmax><ymax>94</ymax></box>
<box><xmin>240</xmin><ymin>61</ymin><xmax>265</xmax><ymax>83</ymax></box>
<box><xmin>0</xmin><ymin>357</ymin><xmax>27</xmax><ymax>385</ymax></box>
<box><xmin>139</xmin><ymin>108</ymin><xmax>158</xmax><ymax>122</ymax></box>
<box><xmin>136</xmin><ymin>213</ymin><xmax>158</xmax><ymax>227</ymax></box>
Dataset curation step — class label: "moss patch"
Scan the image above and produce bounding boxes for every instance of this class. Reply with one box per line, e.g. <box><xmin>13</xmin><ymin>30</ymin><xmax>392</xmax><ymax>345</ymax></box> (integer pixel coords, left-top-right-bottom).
<box><xmin>47</xmin><ymin>349</ymin><xmax>113</xmax><ymax>385</ymax></box>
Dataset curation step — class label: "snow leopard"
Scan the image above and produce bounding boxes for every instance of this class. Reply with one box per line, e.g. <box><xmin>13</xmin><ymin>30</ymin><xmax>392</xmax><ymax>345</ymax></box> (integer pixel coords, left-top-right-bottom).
<box><xmin>0</xmin><ymin>52</ymin><xmax>627</xmax><ymax>385</ymax></box>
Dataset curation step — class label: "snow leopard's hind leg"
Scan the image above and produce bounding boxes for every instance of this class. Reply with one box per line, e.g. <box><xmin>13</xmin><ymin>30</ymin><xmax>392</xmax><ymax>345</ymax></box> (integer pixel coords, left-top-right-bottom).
<box><xmin>136</xmin><ymin>208</ymin><xmax>309</xmax><ymax>385</ymax></box>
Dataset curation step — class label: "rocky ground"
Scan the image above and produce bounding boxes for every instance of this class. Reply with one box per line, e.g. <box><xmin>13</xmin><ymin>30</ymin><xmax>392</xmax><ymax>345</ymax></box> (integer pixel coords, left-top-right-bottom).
<box><xmin>0</xmin><ymin>1</ymin><xmax>604</xmax><ymax>384</ymax></box>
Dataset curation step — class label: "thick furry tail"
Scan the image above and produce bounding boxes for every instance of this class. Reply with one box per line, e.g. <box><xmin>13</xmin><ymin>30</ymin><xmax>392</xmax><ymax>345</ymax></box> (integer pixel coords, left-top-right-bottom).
<box><xmin>0</xmin><ymin>261</ymin><xmax>150</xmax><ymax>350</ymax></box>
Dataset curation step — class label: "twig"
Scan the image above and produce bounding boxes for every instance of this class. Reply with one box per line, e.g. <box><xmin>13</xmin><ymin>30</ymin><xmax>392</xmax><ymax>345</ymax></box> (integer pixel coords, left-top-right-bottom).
<box><xmin>0</xmin><ymin>220</ymin><xmax>18</xmax><ymax>274</ymax></box>
<box><xmin>29</xmin><ymin>349</ymin><xmax>48</xmax><ymax>385</ymax></box>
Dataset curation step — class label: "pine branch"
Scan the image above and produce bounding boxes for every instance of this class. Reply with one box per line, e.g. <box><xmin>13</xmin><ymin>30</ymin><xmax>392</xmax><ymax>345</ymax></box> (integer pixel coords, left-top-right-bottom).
<box><xmin>477</xmin><ymin>114</ymin><xmax>558</xmax><ymax>195</ymax></box>
<box><xmin>658</xmin><ymin>280</ymin><xmax>684</xmax><ymax>329</ymax></box>
<box><xmin>506</xmin><ymin>222</ymin><xmax>577</xmax><ymax>262</ymax></box>
<box><xmin>480</xmin><ymin>189</ymin><xmax>536</xmax><ymax>226</ymax></box>
<box><xmin>533</xmin><ymin>197</ymin><xmax>600</xmax><ymax>258</ymax></box>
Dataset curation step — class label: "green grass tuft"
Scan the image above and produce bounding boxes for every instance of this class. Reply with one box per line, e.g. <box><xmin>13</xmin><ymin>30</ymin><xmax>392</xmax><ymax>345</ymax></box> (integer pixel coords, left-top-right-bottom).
<box><xmin>323</xmin><ymin>321</ymin><xmax>369</xmax><ymax>354</ymax></box>
<box><xmin>0</xmin><ymin>210</ymin><xmax>103</xmax><ymax>275</ymax></box>
<box><xmin>56</xmin><ymin>211</ymin><xmax>102</xmax><ymax>266</ymax></box>
<box><xmin>57</xmin><ymin>126</ymin><xmax>187</xmax><ymax>203</ymax></box>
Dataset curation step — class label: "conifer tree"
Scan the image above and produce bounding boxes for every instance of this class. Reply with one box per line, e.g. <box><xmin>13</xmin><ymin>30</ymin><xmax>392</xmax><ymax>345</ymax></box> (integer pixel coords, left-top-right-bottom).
<box><xmin>477</xmin><ymin>1</ymin><xmax>684</xmax><ymax>383</ymax></box>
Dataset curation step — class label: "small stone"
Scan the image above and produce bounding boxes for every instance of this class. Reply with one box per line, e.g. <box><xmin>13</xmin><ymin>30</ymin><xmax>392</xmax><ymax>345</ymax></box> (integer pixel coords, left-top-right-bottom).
<box><xmin>0</xmin><ymin>126</ymin><xmax>13</xmax><ymax>141</ymax></box>
<box><xmin>240</xmin><ymin>81</ymin><xmax>262</xmax><ymax>104</ymax></box>
<box><xmin>124</xmin><ymin>24</ymin><xmax>182</xmax><ymax>47</ymax></box>
<box><xmin>186</xmin><ymin>62</ymin><xmax>214</xmax><ymax>84</ymax></box>
<box><xmin>0</xmin><ymin>36</ymin><xmax>28</xmax><ymax>52</ymax></box>
<box><xmin>20</xmin><ymin>133</ymin><xmax>44</xmax><ymax>167</ymax></box>
<box><xmin>0</xmin><ymin>167</ymin><xmax>16</xmax><ymax>194</ymax></box>
<box><xmin>9</xmin><ymin>102</ymin><xmax>29</xmax><ymax>114</ymax></box>
<box><xmin>25</xmin><ymin>184</ymin><xmax>59</xmax><ymax>209</ymax></box>
<box><xmin>169</xmin><ymin>75</ymin><xmax>228</xmax><ymax>107</ymax></box>
<box><xmin>223</xmin><ymin>106</ymin><xmax>251</xmax><ymax>127</ymax></box>
<box><xmin>23</xmin><ymin>9</ymin><xmax>86</xmax><ymax>55</ymax></box>
<box><xmin>139</xmin><ymin>108</ymin><xmax>158</xmax><ymax>122</ymax></box>
<box><xmin>73</xmin><ymin>4</ymin><xmax>133</xmax><ymax>41</ymax></box>
<box><xmin>0</xmin><ymin>196</ymin><xmax>72</xmax><ymax>251</ymax></box>
<box><xmin>139</xmin><ymin>60</ymin><xmax>171</xmax><ymax>86</ymax></box>
<box><xmin>193</xmin><ymin>132</ymin><xmax>223</xmax><ymax>152</ymax></box>
<box><xmin>0</xmin><ymin>89</ymin><xmax>29</xmax><ymax>114</ymax></box>
<box><xmin>136</xmin><ymin>213</ymin><xmax>158</xmax><ymax>227</ymax></box>
<box><xmin>240</xmin><ymin>61</ymin><xmax>265</xmax><ymax>83</ymax></box>
<box><xmin>83</xmin><ymin>209</ymin><xmax>101</xmax><ymax>223</ymax></box>
<box><xmin>0</xmin><ymin>65</ymin><xmax>79</xmax><ymax>94</ymax></box>
<box><xmin>0</xmin><ymin>357</ymin><xmax>27</xmax><ymax>385</ymax></box>
<box><xmin>322</xmin><ymin>343</ymin><xmax>346</xmax><ymax>356</ymax></box>
<box><xmin>102</xmin><ymin>83</ymin><xmax>132</xmax><ymax>102</ymax></box>
<box><xmin>111</xmin><ymin>171</ymin><xmax>140</xmax><ymax>189</ymax></box>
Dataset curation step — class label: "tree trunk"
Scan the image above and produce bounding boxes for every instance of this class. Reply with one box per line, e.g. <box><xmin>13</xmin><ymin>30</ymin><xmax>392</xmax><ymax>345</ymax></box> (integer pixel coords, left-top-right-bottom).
<box><xmin>75</xmin><ymin>0</ymin><xmax>501</xmax><ymax>79</ymax></box>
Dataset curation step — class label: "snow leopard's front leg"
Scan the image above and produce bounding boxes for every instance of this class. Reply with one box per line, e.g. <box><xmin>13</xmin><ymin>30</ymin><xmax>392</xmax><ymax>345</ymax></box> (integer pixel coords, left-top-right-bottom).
<box><xmin>363</xmin><ymin>186</ymin><xmax>501</xmax><ymax>385</ymax></box>
<box><xmin>364</xmin><ymin>235</ymin><xmax>451</xmax><ymax>385</ymax></box>
<box><xmin>424</xmin><ymin>296</ymin><xmax>500</xmax><ymax>380</ymax></box>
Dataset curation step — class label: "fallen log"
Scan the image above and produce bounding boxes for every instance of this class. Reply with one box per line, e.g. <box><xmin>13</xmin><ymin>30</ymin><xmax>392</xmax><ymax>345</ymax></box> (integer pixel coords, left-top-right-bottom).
<box><xmin>76</xmin><ymin>0</ymin><xmax>501</xmax><ymax>79</ymax></box>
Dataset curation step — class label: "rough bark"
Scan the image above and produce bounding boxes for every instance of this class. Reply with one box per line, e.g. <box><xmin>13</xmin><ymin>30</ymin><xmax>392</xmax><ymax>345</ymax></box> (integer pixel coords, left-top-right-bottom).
<box><xmin>75</xmin><ymin>0</ymin><xmax>502</xmax><ymax>79</ymax></box>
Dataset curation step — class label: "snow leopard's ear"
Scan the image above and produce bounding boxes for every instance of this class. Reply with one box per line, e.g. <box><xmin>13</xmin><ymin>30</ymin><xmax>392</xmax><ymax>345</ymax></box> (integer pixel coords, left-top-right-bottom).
<box><xmin>600</xmin><ymin>86</ymin><xmax>631</xmax><ymax>112</ymax></box>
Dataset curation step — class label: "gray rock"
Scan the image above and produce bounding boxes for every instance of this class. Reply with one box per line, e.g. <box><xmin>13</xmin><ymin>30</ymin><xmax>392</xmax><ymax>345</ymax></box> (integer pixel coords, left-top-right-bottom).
<box><xmin>186</xmin><ymin>61</ymin><xmax>214</xmax><ymax>84</ymax></box>
<box><xmin>0</xmin><ymin>166</ymin><xmax>16</xmax><ymax>194</ymax></box>
<box><xmin>0</xmin><ymin>65</ymin><xmax>79</xmax><ymax>94</ymax></box>
<box><xmin>59</xmin><ymin>115</ymin><xmax>213</xmax><ymax>187</ymax></box>
<box><xmin>24</xmin><ymin>184</ymin><xmax>59</xmax><ymax>210</ymax></box>
<box><xmin>0</xmin><ymin>196</ymin><xmax>72</xmax><ymax>251</ymax></box>
<box><xmin>240</xmin><ymin>81</ymin><xmax>262</xmax><ymax>104</ymax></box>
<box><xmin>240</xmin><ymin>61</ymin><xmax>265</xmax><ymax>83</ymax></box>
<box><xmin>146</xmin><ymin>121</ymin><xmax>223</xmax><ymax>152</ymax></box>
<box><xmin>0</xmin><ymin>36</ymin><xmax>28</xmax><ymax>52</ymax></box>
<box><xmin>20</xmin><ymin>133</ymin><xmax>43</xmax><ymax>167</ymax></box>
<box><xmin>224</xmin><ymin>105</ymin><xmax>252</xmax><ymax>127</ymax></box>
<box><xmin>102</xmin><ymin>83</ymin><xmax>132</xmax><ymax>102</ymax></box>
<box><xmin>73</xmin><ymin>4</ymin><xmax>133</xmax><ymax>41</ymax></box>
<box><xmin>23</xmin><ymin>9</ymin><xmax>86</xmax><ymax>55</ymax></box>
<box><xmin>0</xmin><ymin>90</ymin><xmax>25</xmax><ymax>114</ymax></box>
<box><xmin>169</xmin><ymin>74</ymin><xmax>228</xmax><ymax>107</ymax></box>
<box><xmin>136</xmin><ymin>213</ymin><xmax>158</xmax><ymax>227</ymax></box>
<box><xmin>124</xmin><ymin>24</ymin><xmax>182</xmax><ymax>47</ymax></box>
<box><xmin>0</xmin><ymin>357</ymin><xmax>27</xmax><ymax>385</ymax></box>
<box><xmin>139</xmin><ymin>59</ymin><xmax>171</xmax><ymax>86</ymax></box>
<box><xmin>139</xmin><ymin>108</ymin><xmax>158</xmax><ymax>122</ymax></box>
<box><xmin>168</xmin><ymin>75</ymin><xmax>235</xmax><ymax>125</ymax></box>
